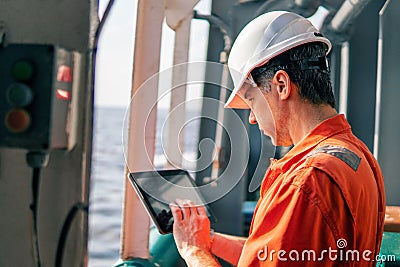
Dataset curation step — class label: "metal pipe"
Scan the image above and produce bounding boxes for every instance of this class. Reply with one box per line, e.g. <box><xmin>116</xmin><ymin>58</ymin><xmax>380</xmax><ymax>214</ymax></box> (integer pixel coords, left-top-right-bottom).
<box><xmin>373</xmin><ymin>31</ymin><xmax>383</xmax><ymax>160</ymax></box>
<box><xmin>295</xmin><ymin>0</ymin><xmax>316</xmax><ymax>8</ymax></box>
<box><xmin>255</xmin><ymin>0</ymin><xmax>281</xmax><ymax>18</ymax></box>
<box><xmin>330</xmin><ymin>0</ymin><xmax>372</xmax><ymax>33</ymax></box>
<box><xmin>165</xmin><ymin>13</ymin><xmax>192</xmax><ymax>168</ymax></box>
<box><xmin>121</xmin><ymin>0</ymin><xmax>164</xmax><ymax>260</ymax></box>
<box><xmin>255</xmin><ymin>0</ymin><xmax>319</xmax><ymax>18</ymax></box>
<box><xmin>193</xmin><ymin>12</ymin><xmax>232</xmax><ymax>179</ymax></box>
<box><xmin>163</xmin><ymin>0</ymin><xmax>199</xmax><ymax>168</ymax></box>
<box><xmin>210</xmin><ymin>54</ymin><xmax>229</xmax><ymax>180</ymax></box>
<box><xmin>339</xmin><ymin>41</ymin><xmax>349</xmax><ymax>116</ymax></box>
<box><xmin>194</xmin><ymin>11</ymin><xmax>232</xmax><ymax>53</ymax></box>
<box><xmin>373</xmin><ymin>0</ymin><xmax>389</xmax><ymax>159</ymax></box>
<box><xmin>0</xmin><ymin>21</ymin><xmax>6</xmax><ymax>45</ymax></box>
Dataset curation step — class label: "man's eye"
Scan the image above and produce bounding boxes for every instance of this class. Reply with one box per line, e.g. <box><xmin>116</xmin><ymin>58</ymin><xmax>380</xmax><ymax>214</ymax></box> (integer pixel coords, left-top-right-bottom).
<box><xmin>244</xmin><ymin>94</ymin><xmax>254</xmax><ymax>101</ymax></box>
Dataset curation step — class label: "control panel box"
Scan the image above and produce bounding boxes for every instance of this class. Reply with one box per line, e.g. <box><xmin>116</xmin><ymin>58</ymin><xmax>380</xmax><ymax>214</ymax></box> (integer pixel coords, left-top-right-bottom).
<box><xmin>0</xmin><ymin>44</ymin><xmax>74</xmax><ymax>150</ymax></box>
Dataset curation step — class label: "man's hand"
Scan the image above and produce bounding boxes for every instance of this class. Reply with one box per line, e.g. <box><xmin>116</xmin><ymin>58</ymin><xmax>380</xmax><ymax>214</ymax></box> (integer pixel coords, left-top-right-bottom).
<box><xmin>169</xmin><ymin>199</ymin><xmax>220</xmax><ymax>266</ymax></box>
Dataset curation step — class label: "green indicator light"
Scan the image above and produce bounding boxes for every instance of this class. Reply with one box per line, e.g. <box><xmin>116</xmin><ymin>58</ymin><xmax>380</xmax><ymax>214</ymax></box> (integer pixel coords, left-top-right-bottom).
<box><xmin>7</xmin><ymin>83</ymin><xmax>34</xmax><ymax>107</ymax></box>
<box><xmin>11</xmin><ymin>60</ymin><xmax>34</xmax><ymax>81</ymax></box>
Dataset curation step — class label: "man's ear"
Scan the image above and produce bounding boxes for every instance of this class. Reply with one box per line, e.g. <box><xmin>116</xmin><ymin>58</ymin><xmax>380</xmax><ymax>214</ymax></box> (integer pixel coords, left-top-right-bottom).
<box><xmin>272</xmin><ymin>70</ymin><xmax>291</xmax><ymax>100</ymax></box>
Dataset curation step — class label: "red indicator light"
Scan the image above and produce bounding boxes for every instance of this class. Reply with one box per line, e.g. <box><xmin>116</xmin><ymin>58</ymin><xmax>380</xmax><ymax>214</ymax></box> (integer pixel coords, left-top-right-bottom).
<box><xmin>57</xmin><ymin>65</ymin><xmax>72</xmax><ymax>82</ymax></box>
<box><xmin>56</xmin><ymin>89</ymin><xmax>71</xmax><ymax>100</ymax></box>
<box><xmin>5</xmin><ymin>108</ymin><xmax>31</xmax><ymax>133</ymax></box>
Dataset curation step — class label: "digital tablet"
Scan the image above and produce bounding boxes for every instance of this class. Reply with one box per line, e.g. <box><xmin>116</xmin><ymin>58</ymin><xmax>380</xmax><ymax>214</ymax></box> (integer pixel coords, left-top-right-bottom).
<box><xmin>128</xmin><ymin>169</ymin><xmax>216</xmax><ymax>234</ymax></box>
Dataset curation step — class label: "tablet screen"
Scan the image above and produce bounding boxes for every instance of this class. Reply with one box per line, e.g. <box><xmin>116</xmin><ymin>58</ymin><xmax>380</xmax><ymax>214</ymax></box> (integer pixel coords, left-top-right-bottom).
<box><xmin>129</xmin><ymin>169</ymin><xmax>215</xmax><ymax>234</ymax></box>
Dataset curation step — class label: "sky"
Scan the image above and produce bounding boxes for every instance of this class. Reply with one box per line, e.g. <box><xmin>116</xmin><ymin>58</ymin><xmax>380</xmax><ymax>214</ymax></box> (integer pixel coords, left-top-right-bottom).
<box><xmin>95</xmin><ymin>0</ymin><xmax>211</xmax><ymax>108</ymax></box>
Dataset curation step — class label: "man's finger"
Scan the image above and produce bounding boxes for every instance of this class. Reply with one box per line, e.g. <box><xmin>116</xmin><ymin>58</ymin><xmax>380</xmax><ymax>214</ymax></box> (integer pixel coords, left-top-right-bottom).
<box><xmin>184</xmin><ymin>199</ymin><xmax>201</xmax><ymax>217</ymax></box>
<box><xmin>184</xmin><ymin>200</ymin><xmax>202</xmax><ymax>216</ymax></box>
<box><xmin>175</xmin><ymin>198</ymin><xmax>191</xmax><ymax>219</ymax></box>
<box><xmin>169</xmin><ymin>203</ymin><xmax>183</xmax><ymax>222</ymax></box>
<box><xmin>196</xmin><ymin>205</ymin><xmax>208</xmax><ymax>217</ymax></box>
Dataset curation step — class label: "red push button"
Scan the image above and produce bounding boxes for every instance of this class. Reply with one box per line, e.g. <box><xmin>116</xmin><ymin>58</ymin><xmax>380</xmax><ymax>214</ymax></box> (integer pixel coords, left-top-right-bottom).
<box><xmin>57</xmin><ymin>65</ymin><xmax>72</xmax><ymax>82</ymax></box>
<box><xmin>56</xmin><ymin>89</ymin><xmax>71</xmax><ymax>100</ymax></box>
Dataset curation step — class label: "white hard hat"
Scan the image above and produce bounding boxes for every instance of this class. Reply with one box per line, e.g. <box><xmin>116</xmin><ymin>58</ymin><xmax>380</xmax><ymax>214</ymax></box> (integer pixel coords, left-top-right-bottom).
<box><xmin>225</xmin><ymin>11</ymin><xmax>332</xmax><ymax>109</ymax></box>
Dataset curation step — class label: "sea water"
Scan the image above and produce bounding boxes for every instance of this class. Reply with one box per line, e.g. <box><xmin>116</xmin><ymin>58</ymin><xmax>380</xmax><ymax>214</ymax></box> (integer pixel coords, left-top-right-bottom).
<box><xmin>88</xmin><ymin>106</ymin><xmax>200</xmax><ymax>266</ymax></box>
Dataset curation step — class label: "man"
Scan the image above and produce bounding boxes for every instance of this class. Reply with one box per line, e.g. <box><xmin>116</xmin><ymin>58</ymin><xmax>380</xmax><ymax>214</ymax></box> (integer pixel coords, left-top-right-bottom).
<box><xmin>170</xmin><ymin>11</ymin><xmax>386</xmax><ymax>266</ymax></box>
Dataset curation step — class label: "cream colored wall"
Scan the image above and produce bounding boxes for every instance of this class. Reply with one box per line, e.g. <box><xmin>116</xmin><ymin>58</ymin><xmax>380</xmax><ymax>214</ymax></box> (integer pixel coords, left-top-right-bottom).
<box><xmin>0</xmin><ymin>1</ymin><xmax>97</xmax><ymax>265</ymax></box>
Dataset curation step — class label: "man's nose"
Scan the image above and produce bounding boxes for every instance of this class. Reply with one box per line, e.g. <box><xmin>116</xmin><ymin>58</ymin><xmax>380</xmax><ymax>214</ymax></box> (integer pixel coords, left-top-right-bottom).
<box><xmin>249</xmin><ymin>111</ymin><xmax>257</xmax><ymax>124</ymax></box>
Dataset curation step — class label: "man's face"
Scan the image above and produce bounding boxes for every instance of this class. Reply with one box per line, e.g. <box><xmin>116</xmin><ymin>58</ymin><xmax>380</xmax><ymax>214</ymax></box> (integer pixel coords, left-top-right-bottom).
<box><xmin>240</xmin><ymin>73</ymin><xmax>294</xmax><ymax>147</ymax></box>
<box><xmin>241</xmin><ymin>82</ymin><xmax>277</xmax><ymax>143</ymax></box>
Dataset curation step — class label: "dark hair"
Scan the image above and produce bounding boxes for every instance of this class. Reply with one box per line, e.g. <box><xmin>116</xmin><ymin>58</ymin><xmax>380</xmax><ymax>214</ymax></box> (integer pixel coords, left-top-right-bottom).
<box><xmin>250</xmin><ymin>42</ymin><xmax>336</xmax><ymax>109</ymax></box>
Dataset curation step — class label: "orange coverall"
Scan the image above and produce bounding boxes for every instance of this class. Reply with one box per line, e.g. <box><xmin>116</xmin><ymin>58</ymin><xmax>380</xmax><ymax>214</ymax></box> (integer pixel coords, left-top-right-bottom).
<box><xmin>238</xmin><ymin>115</ymin><xmax>386</xmax><ymax>266</ymax></box>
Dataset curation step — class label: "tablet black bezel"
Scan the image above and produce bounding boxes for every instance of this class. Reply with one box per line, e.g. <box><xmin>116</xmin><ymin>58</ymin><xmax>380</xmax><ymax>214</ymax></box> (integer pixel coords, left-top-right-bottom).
<box><xmin>128</xmin><ymin>169</ymin><xmax>215</xmax><ymax>234</ymax></box>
